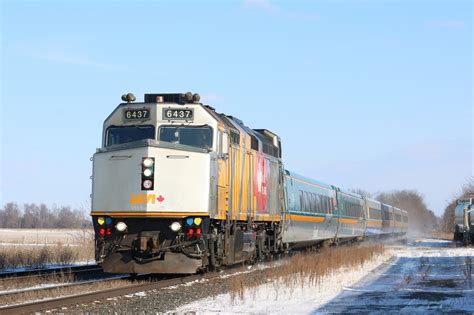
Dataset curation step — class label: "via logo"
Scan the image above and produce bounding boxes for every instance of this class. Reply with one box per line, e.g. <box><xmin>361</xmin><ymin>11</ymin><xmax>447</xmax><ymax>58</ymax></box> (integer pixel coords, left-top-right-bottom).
<box><xmin>130</xmin><ymin>194</ymin><xmax>165</xmax><ymax>205</ymax></box>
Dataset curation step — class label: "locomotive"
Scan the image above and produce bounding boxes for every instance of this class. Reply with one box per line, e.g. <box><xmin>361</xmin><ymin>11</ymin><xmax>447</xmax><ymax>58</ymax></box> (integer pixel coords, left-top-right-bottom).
<box><xmin>454</xmin><ymin>197</ymin><xmax>473</xmax><ymax>245</ymax></box>
<box><xmin>91</xmin><ymin>92</ymin><xmax>408</xmax><ymax>274</ymax></box>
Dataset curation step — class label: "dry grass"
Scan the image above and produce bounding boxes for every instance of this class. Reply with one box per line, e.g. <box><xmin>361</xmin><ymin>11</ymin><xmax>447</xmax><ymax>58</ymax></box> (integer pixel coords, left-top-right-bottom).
<box><xmin>430</xmin><ymin>231</ymin><xmax>453</xmax><ymax>241</ymax></box>
<box><xmin>0</xmin><ymin>242</ymin><xmax>94</xmax><ymax>270</ymax></box>
<box><xmin>228</xmin><ymin>244</ymin><xmax>385</xmax><ymax>303</ymax></box>
<box><xmin>0</xmin><ymin>269</ymin><xmax>76</xmax><ymax>292</ymax></box>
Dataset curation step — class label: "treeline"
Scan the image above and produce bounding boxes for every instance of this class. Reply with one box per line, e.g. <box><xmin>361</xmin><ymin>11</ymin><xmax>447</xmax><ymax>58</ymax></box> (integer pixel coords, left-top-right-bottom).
<box><xmin>375</xmin><ymin>190</ymin><xmax>438</xmax><ymax>232</ymax></box>
<box><xmin>350</xmin><ymin>188</ymin><xmax>439</xmax><ymax>232</ymax></box>
<box><xmin>440</xmin><ymin>178</ymin><xmax>474</xmax><ymax>233</ymax></box>
<box><xmin>0</xmin><ymin>203</ymin><xmax>91</xmax><ymax>228</ymax></box>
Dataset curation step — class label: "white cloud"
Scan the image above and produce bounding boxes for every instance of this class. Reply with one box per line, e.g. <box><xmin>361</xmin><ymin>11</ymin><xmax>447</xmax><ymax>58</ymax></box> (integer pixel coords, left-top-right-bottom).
<box><xmin>425</xmin><ymin>20</ymin><xmax>467</xmax><ymax>29</ymax></box>
<box><xmin>243</xmin><ymin>0</ymin><xmax>319</xmax><ymax>20</ymax></box>
<box><xmin>14</xmin><ymin>43</ymin><xmax>124</xmax><ymax>70</ymax></box>
<box><xmin>244</xmin><ymin>0</ymin><xmax>280</xmax><ymax>14</ymax></box>
<box><xmin>31</xmin><ymin>51</ymin><xmax>123</xmax><ymax>70</ymax></box>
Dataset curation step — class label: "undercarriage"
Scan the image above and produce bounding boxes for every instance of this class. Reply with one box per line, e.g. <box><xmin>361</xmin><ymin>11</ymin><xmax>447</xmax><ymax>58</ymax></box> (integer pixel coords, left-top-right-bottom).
<box><xmin>94</xmin><ymin>217</ymin><xmax>283</xmax><ymax>274</ymax></box>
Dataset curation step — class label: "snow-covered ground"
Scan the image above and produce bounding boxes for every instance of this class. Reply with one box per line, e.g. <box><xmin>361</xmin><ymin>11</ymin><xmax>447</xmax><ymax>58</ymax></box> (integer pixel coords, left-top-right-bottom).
<box><xmin>176</xmin><ymin>239</ymin><xmax>474</xmax><ymax>314</ymax></box>
<box><xmin>0</xmin><ymin>228</ymin><xmax>93</xmax><ymax>245</ymax></box>
<box><xmin>176</xmin><ymin>251</ymin><xmax>393</xmax><ymax>313</ymax></box>
<box><xmin>318</xmin><ymin>239</ymin><xmax>474</xmax><ymax>313</ymax></box>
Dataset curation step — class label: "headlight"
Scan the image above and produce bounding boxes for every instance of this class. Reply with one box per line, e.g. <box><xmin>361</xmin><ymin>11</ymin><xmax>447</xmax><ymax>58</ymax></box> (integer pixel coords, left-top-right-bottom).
<box><xmin>143</xmin><ymin>158</ymin><xmax>154</xmax><ymax>167</ymax></box>
<box><xmin>116</xmin><ymin>221</ymin><xmax>127</xmax><ymax>232</ymax></box>
<box><xmin>170</xmin><ymin>221</ymin><xmax>182</xmax><ymax>232</ymax></box>
<box><xmin>143</xmin><ymin>168</ymin><xmax>153</xmax><ymax>177</ymax></box>
<box><xmin>143</xmin><ymin>179</ymin><xmax>153</xmax><ymax>189</ymax></box>
<box><xmin>97</xmin><ymin>217</ymin><xmax>105</xmax><ymax>225</ymax></box>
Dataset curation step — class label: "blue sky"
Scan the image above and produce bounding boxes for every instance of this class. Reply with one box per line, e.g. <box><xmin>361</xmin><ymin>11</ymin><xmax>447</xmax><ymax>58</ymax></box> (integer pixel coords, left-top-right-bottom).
<box><xmin>1</xmin><ymin>0</ymin><xmax>472</xmax><ymax>215</ymax></box>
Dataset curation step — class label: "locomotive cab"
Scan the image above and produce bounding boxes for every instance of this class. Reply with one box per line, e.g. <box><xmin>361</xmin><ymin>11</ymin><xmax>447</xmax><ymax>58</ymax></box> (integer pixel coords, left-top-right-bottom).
<box><xmin>91</xmin><ymin>93</ymin><xmax>222</xmax><ymax>273</ymax></box>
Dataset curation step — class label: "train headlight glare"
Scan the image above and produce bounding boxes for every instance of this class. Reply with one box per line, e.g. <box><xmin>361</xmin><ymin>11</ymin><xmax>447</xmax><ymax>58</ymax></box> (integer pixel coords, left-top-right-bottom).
<box><xmin>143</xmin><ymin>158</ymin><xmax>154</xmax><ymax>167</ymax></box>
<box><xmin>170</xmin><ymin>221</ymin><xmax>182</xmax><ymax>232</ymax></box>
<box><xmin>97</xmin><ymin>217</ymin><xmax>105</xmax><ymax>225</ymax></box>
<box><xmin>143</xmin><ymin>169</ymin><xmax>153</xmax><ymax>177</ymax></box>
<box><xmin>194</xmin><ymin>218</ymin><xmax>202</xmax><ymax>225</ymax></box>
<box><xmin>116</xmin><ymin>221</ymin><xmax>127</xmax><ymax>232</ymax></box>
<box><xmin>186</xmin><ymin>218</ymin><xmax>194</xmax><ymax>226</ymax></box>
<box><xmin>143</xmin><ymin>179</ymin><xmax>153</xmax><ymax>189</ymax></box>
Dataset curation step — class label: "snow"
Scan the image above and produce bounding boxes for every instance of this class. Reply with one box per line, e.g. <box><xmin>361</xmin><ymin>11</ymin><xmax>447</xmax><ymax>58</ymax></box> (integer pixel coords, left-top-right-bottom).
<box><xmin>175</xmin><ymin>252</ymin><xmax>393</xmax><ymax>314</ymax></box>
<box><xmin>0</xmin><ymin>228</ymin><xmax>93</xmax><ymax>245</ymax></box>
<box><xmin>318</xmin><ymin>239</ymin><xmax>474</xmax><ymax>313</ymax></box>
<box><xmin>164</xmin><ymin>263</ymin><xmax>281</xmax><ymax>290</ymax></box>
<box><xmin>124</xmin><ymin>291</ymin><xmax>147</xmax><ymax>298</ymax></box>
<box><xmin>175</xmin><ymin>239</ymin><xmax>474</xmax><ymax>314</ymax></box>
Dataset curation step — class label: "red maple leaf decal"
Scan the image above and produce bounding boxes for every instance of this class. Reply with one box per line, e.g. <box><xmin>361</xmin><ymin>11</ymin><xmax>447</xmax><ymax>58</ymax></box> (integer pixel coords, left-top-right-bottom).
<box><xmin>157</xmin><ymin>195</ymin><xmax>165</xmax><ymax>203</ymax></box>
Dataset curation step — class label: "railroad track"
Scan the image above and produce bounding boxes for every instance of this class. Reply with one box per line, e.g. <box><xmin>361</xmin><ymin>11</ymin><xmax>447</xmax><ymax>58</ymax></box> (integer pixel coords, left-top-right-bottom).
<box><xmin>0</xmin><ymin>272</ymin><xmax>130</xmax><ymax>299</ymax></box>
<box><xmin>0</xmin><ymin>268</ymin><xmax>244</xmax><ymax>315</ymax></box>
<box><xmin>0</xmin><ymin>264</ymin><xmax>130</xmax><ymax>311</ymax></box>
<box><xmin>0</xmin><ymin>265</ymin><xmax>116</xmax><ymax>296</ymax></box>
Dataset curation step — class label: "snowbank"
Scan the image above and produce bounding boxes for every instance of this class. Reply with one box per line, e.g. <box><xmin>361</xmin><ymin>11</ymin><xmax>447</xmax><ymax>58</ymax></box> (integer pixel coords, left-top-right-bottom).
<box><xmin>176</xmin><ymin>251</ymin><xmax>393</xmax><ymax>314</ymax></box>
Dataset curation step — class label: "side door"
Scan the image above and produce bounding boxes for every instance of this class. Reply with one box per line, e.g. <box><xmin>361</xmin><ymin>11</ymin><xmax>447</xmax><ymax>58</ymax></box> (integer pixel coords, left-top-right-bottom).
<box><xmin>217</xmin><ymin>129</ymin><xmax>229</xmax><ymax>219</ymax></box>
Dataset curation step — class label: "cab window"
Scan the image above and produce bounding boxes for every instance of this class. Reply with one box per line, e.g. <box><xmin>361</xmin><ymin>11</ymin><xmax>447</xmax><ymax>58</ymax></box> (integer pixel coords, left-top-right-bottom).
<box><xmin>106</xmin><ymin>125</ymin><xmax>155</xmax><ymax>147</ymax></box>
<box><xmin>159</xmin><ymin>126</ymin><xmax>213</xmax><ymax>150</ymax></box>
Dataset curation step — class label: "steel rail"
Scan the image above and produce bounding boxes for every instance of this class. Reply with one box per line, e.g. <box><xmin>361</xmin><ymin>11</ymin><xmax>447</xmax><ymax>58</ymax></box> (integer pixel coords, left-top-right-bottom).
<box><xmin>0</xmin><ymin>274</ymin><xmax>130</xmax><ymax>298</ymax></box>
<box><xmin>0</xmin><ymin>273</ymin><xmax>208</xmax><ymax>315</ymax></box>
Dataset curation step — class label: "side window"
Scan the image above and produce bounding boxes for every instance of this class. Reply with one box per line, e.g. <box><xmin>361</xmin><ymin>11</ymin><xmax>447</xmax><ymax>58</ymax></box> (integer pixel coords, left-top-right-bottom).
<box><xmin>230</xmin><ymin>130</ymin><xmax>240</xmax><ymax>145</ymax></box>
<box><xmin>251</xmin><ymin>135</ymin><xmax>258</xmax><ymax>151</ymax></box>
<box><xmin>222</xmin><ymin>132</ymin><xmax>229</xmax><ymax>155</ymax></box>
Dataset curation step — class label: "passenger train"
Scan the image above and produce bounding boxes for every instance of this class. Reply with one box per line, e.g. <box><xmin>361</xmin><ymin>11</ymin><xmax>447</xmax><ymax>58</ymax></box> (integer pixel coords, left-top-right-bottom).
<box><xmin>91</xmin><ymin>92</ymin><xmax>408</xmax><ymax>274</ymax></box>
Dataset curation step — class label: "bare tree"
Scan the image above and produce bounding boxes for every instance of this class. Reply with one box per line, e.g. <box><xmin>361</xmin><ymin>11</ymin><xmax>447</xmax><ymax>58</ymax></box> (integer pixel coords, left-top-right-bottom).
<box><xmin>375</xmin><ymin>190</ymin><xmax>438</xmax><ymax>233</ymax></box>
<box><xmin>349</xmin><ymin>188</ymin><xmax>372</xmax><ymax>198</ymax></box>
<box><xmin>1</xmin><ymin>203</ymin><xmax>21</xmax><ymax>228</ymax></box>
<box><xmin>0</xmin><ymin>203</ymin><xmax>91</xmax><ymax>228</ymax></box>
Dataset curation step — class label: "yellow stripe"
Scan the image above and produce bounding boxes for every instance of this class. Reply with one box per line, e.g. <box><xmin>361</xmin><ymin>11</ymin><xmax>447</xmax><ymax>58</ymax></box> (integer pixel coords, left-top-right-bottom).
<box><xmin>91</xmin><ymin>211</ymin><xmax>282</xmax><ymax>222</ymax></box>
<box><xmin>256</xmin><ymin>213</ymin><xmax>281</xmax><ymax>221</ymax></box>
<box><xmin>288</xmin><ymin>214</ymin><xmax>325</xmax><ymax>223</ymax></box>
<box><xmin>91</xmin><ymin>211</ymin><xmax>208</xmax><ymax>218</ymax></box>
<box><xmin>337</xmin><ymin>218</ymin><xmax>358</xmax><ymax>225</ymax></box>
<box><xmin>367</xmin><ymin>220</ymin><xmax>383</xmax><ymax>226</ymax></box>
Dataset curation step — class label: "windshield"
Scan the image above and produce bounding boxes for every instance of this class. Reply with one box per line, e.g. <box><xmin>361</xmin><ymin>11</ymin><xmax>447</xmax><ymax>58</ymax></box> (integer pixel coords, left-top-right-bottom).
<box><xmin>106</xmin><ymin>125</ymin><xmax>155</xmax><ymax>147</ymax></box>
<box><xmin>159</xmin><ymin>126</ymin><xmax>213</xmax><ymax>150</ymax></box>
